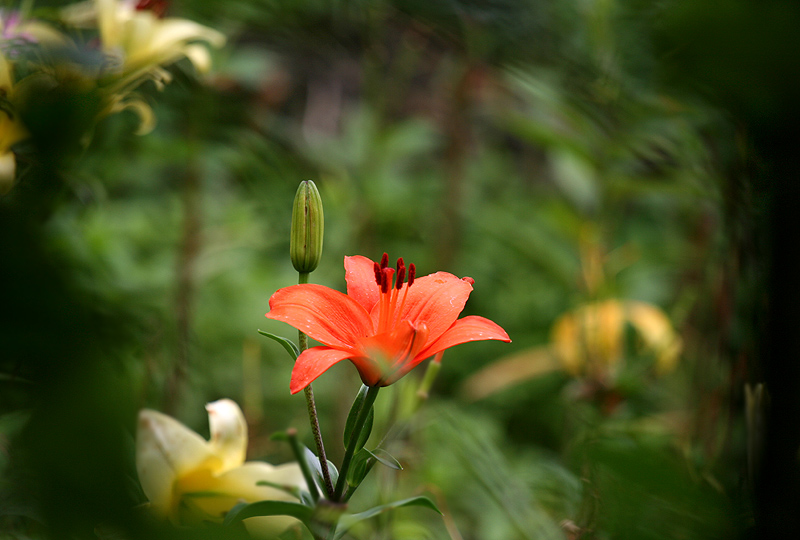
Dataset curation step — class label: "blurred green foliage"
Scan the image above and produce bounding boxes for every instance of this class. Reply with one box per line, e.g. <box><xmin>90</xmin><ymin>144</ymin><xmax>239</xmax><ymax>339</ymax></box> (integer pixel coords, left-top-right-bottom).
<box><xmin>1</xmin><ymin>0</ymin><xmax>780</xmax><ymax>538</ymax></box>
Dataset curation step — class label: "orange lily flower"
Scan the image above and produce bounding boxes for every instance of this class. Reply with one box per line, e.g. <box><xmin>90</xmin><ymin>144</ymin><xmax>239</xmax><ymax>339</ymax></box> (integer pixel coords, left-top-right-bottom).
<box><xmin>266</xmin><ymin>254</ymin><xmax>511</xmax><ymax>393</ymax></box>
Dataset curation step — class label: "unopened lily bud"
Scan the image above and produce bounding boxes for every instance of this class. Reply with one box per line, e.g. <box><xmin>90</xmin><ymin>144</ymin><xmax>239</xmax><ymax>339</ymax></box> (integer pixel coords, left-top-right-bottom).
<box><xmin>290</xmin><ymin>180</ymin><xmax>324</xmax><ymax>273</ymax></box>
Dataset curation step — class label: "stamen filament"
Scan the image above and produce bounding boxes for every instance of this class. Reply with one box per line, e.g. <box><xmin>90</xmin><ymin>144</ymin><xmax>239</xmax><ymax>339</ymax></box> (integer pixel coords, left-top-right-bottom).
<box><xmin>393</xmin><ymin>284</ymin><xmax>410</xmax><ymax>327</ymax></box>
<box><xmin>378</xmin><ymin>268</ymin><xmax>394</xmax><ymax>333</ymax></box>
<box><xmin>388</xmin><ymin>285</ymin><xmax>399</xmax><ymax>328</ymax></box>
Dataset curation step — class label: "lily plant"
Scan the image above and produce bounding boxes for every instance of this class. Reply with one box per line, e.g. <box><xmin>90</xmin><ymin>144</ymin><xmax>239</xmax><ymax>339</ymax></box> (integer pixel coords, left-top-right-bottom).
<box><xmin>135</xmin><ymin>181</ymin><xmax>511</xmax><ymax>539</ymax></box>
<box><xmin>222</xmin><ymin>181</ymin><xmax>510</xmax><ymax>539</ymax></box>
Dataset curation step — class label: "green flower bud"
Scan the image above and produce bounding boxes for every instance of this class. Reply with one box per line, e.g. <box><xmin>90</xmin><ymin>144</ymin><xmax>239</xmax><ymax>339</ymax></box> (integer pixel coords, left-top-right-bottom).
<box><xmin>290</xmin><ymin>180</ymin><xmax>324</xmax><ymax>273</ymax></box>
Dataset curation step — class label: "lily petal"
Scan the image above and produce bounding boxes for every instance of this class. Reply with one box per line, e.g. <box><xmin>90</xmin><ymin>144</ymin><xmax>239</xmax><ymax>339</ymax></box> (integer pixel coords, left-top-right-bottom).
<box><xmin>344</xmin><ymin>255</ymin><xmax>380</xmax><ymax>312</ymax></box>
<box><xmin>360</xmin><ymin>320</ymin><xmax>431</xmax><ymax>385</ymax></box>
<box><xmin>267</xmin><ymin>284</ymin><xmax>373</xmax><ymax>350</ymax></box>
<box><xmin>136</xmin><ymin>409</ymin><xmax>219</xmax><ymax>516</ymax></box>
<box><xmin>417</xmin><ymin>315</ymin><xmax>511</xmax><ymax>360</ymax></box>
<box><xmin>206</xmin><ymin>399</ymin><xmax>247</xmax><ymax>472</ymax></box>
<box><xmin>394</xmin><ymin>272</ymin><xmax>473</xmax><ymax>343</ymax></box>
<box><xmin>184</xmin><ymin>461</ymin><xmax>302</xmax><ymax>515</ymax></box>
<box><xmin>177</xmin><ymin>462</ymin><xmax>304</xmax><ymax>535</ymax></box>
<box><xmin>290</xmin><ymin>346</ymin><xmax>355</xmax><ymax>394</ymax></box>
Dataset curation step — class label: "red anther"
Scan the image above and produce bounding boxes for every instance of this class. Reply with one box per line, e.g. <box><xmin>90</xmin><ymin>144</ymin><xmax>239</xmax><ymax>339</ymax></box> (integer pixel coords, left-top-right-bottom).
<box><xmin>462</xmin><ymin>277</ymin><xmax>475</xmax><ymax>285</ymax></box>
<box><xmin>395</xmin><ymin>265</ymin><xmax>406</xmax><ymax>290</ymax></box>
<box><xmin>381</xmin><ymin>268</ymin><xmax>392</xmax><ymax>294</ymax></box>
<box><xmin>374</xmin><ymin>262</ymin><xmax>383</xmax><ymax>287</ymax></box>
<box><xmin>379</xmin><ymin>252</ymin><xmax>389</xmax><ymax>270</ymax></box>
<box><xmin>396</xmin><ymin>257</ymin><xmax>404</xmax><ymax>271</ymax></box>
<box><xmin>408</xmin><ymin>264</ymin><xmax>416</xmax><ymax>287</ymax></box>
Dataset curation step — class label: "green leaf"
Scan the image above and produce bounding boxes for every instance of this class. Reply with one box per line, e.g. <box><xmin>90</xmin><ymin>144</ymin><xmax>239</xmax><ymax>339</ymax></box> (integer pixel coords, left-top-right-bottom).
<box><xmin>343</xmin><ymin>385</ymin><xmax>374</xmax><ymax>451</ymax></box>
<box><xmin>335</xmin><ymin>496</ymin><xmax>442</xmax><ymax>539</ymax></box>
<box><xmin>223</xmin><ymin>500</ymin><xmax>313</xmax><ymax>526</ymax></box>
<box><xmin>346</xmin><ymin>448</ymin><xmax>372</xmax><ymax>487</ymax></box>
<box><xmin>255</xmin><ymin>480</ymin><xmax>302</xmax><ymax>499</ymax></box>
<box><xmin>367</xmin><ymin>448</ymin><xmax>403</xmax><ymax>470</ymax></box>
<box><xmin>257</xmin><ymin>330</ymin><xmax>300</xmax><ymax>360</ymax></box>
<box><xmin>269</xmin><ymin>430</ymin><xmax>290</xmax><ymax>442</ymax></box>
<box><xmin>303</xmin><ymin>446</ymin><xmax>339</xmax><ymax>492</ymax></box>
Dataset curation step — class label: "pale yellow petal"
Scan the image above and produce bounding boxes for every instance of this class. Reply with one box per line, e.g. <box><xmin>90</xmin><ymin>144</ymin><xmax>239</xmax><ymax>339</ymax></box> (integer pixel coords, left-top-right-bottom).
<box><xmin>179</xmin><ymin>462</ymin><xmax>305</xmax><ymax>535</ymax></box>
<box><xmin>136</xmin><ymin>409</ymin><xmax>219</xmax><ymax>516</ymax></box>
<box><xmin>244</xmin><ymin>515</ymin><xmax>304</xmax><ymax>539</ymax></box>
<box><xmin>206</xmin><ymin>399</ymin><xmax>247</xmax><ymax>471</ymax></box>
<box><xmin>551</xmin><ymin>312</ymin><xmax>583</xmax><ymax>375</ymax></box>
<box><xmin>97</xmin><ymin>0</ymin><xmax>125</xmax><ymax>50</ymax></box>
<box><xmin>148</xmin><ymin>18</ymin><xmax>226</xmax><ymax>53</ymax></box>
<box><xmin>0</xmin><ymin>152</ymin><xmax>16</xmax><ymax>195</ymax></box>
<box><xmin>626</xmin><ymin>301</ymin><xmax>682</xmax><ymax>373</ymax></box>
<box><xmin>594</xmin><ymin>300</ymin><xmax>624</xmax><ymax>372</ymax></box>
<box><xmin>182</xmin><ymin>44</ymin><xmax>213</xmax><ymax>74</ymax></box>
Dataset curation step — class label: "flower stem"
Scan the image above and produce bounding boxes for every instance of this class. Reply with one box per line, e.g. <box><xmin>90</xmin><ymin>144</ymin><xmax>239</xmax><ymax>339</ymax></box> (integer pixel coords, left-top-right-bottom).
<box><xmin>334</xmin><ymin>385</ymin><xmax>380</xmax><ymax>500</ymax></box>
<box><xmin>298</xmin><ymin>271</ymin><xmax>335</xmax><ymax>499</ymax></box>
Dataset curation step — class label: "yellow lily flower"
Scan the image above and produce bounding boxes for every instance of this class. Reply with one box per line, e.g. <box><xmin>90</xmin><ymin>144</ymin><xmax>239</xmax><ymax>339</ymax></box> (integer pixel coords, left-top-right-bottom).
<box><xmin>136</xmin><ymin>399</ymin><xmax>305</xmax><ymax>537</ymax></box>
<box><xmin>551</xmin><ymin>299</ymin><xmax>682</xmax><ymax>378</ymax></box>
<box><xmin>65</xmin><ymin>0</ymin><xmax>225</xmax><ymax>86</ymax></box>
<box><xmin>63</xmin><ymin>0</ymin><xmax>225</xmax><ymax>132</ymax></box>
<box><xmin>462</xmin><ymin>299</ymin><xmax>682</xmax><ymax>400</ymax></box>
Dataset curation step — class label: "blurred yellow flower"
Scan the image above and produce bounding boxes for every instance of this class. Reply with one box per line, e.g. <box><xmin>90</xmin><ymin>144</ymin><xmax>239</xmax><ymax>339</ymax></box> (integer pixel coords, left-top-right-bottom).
<box><xmin>0</xmin><ymin>52</ymin><xmax>27</xmax><ymax>192</ymax></box>
<box><xmin>136</xmin><ymin>399</ymin><xmax>304</xmax><ymax>537</ymax></box>
<box><xmin>462</xmin><ymin>299</ymin><xmax>682</xmax><ymax>400</ymax></box>
<box><xmin>63</xmin><ymin>0</ymin><xmax>225</xmax><ymax>132</ymax></box>
<box><xmin>552</xmin><ymin>299</ymin><xmax>682</xmax><ymax>378</ymax></box>
<box><xmin>65</xmin><ymin>0</ymin><xmax>225</xmax><ymax>84</ymax></box>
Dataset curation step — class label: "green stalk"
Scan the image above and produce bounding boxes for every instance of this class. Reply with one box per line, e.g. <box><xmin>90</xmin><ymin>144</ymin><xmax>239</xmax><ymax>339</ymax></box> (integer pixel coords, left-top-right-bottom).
<box><xmin>334</xmin><ymin>385</ymin><xmax>380</xmax><ymax>500</ymax></box>
<box><xmin>298</xmin><ymin>272</ymin><xmax>335</xmax><ymax>499</ymax></box>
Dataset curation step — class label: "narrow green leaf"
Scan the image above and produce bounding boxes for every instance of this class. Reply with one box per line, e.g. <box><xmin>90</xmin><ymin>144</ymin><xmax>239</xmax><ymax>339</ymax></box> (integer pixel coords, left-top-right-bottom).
<box><xmin>255</xmin><ymin>480</ymin><xmax>302</xmax><ymax>499</ymax></box>
<box><xmin>327</xmin><ymin>460</ymin><xmax>339</xmax><ymax>488</ymax></box>
<box><xmin>343</xmin><ymin>385</ymin><xmax>374</xmax><ymax>451</ymax></box>
<box><xmin>223</xmin><ymin>500</ymin><xmax>313</xmax><ymax>526</ymax></box>
<box><xmin>269</xmin><ymin>431</ymin><xmax>290</xmax><ymax>442</ymax></box>
<box><xmin>303</xmin><ymin>446</ymin><xmax>339</xmax><ymax>492</ymax></box>
<box><xmin>257</xmin><ymin>330</ymin><xmax>300</xmax><ymax>360</ymax></box>
<box><xmin>346</xmin><ymin>448</ymin><xmax>372</xmax><ymax>487</ymax></box>
<box><xmin>367</xmin><ymin>448</ymin><xmax>403</xmax><ymax>470</ymax></box>
<box><xmin>335</xmin><ymin>496</ymin><xmax>442</xmax><ymax>539</ymax></box>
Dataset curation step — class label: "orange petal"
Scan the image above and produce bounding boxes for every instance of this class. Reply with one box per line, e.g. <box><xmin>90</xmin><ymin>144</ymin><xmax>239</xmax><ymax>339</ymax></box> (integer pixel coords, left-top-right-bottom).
<box><xmin>359</xmin><ymin>320</ymin><xmax>431</xmax><ymax>385</ymax></box>
<box><xmin>267</xmin><ymin>284</ymin><xmax>373</xmax><ymax>350</ymax></box>
<box><xmin>344</xmin><ymin>255</ymin><xmax>380</xmax><ymax>312</ymax></box>
<box><xmin>290</xmin><ymin>346</ymin><xmax>354</xmax><ymax>394</ymax></box>
<box><xmin>394</xmin><ymin>272</ymin><xmax>473</xmax><ymax>343</ymax></box>
<box><xmin>416</xmin><ymin>315</ymin><xmax>511</xmax><ymax>360</ymax></box>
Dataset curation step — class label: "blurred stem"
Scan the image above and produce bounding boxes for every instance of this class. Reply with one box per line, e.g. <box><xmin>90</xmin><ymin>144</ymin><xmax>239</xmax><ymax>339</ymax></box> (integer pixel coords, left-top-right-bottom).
<box><xmin>298</xmin><ymin>271</ymin><xmax>335</xmax><ymax>499</ymax></box>
<box><xmin>576</xmin><ymin>458</ymin><xmax>600</xmax><ymax>535</ymax></box>
<box><xmin>164</xmin><ymin>164</ymin><xmax>201</xmax><ymax>415</ymax></box>
<box><xmin>414</xmin><ymin>353</ymin><xmax>443</xmax><ymax>410</ymax></box>
<box><xmin>334</xmin><ymin>385</ymin><xmax>380</xmax><ymax>500</ymax></box>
